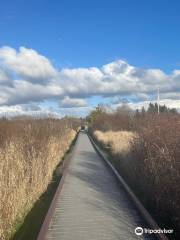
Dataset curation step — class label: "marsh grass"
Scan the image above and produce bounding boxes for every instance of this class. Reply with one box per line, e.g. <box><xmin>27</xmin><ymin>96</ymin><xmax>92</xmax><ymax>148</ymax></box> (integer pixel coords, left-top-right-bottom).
<box><xmin>94</xmin><ymin>130</ymin><xmax>136</xmax><ymax>155</ymax></box>
<box><xmin>0</xmin><ymin>118</ymin><xmax>77</xmax><ymax>240</ymax></box>
<box><xmin>93</xmin><ymin>114</ymin><xmax>180</xmax><ymax>239</ymax></box>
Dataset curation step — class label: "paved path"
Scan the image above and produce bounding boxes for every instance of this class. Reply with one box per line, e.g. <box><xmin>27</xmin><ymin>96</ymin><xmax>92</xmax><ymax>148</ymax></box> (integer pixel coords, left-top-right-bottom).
<box><xmin>45</xmin><ymin>133</ymin><xmax>156</xmax><ymax>240</ymax></box>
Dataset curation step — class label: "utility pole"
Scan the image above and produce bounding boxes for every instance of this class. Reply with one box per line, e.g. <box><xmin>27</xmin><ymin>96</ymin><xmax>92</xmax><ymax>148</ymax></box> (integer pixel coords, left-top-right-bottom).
<box><xmin>157</xmin><ymin>86</ymin><xmax>160</xmax><ymax>114</ymax></box>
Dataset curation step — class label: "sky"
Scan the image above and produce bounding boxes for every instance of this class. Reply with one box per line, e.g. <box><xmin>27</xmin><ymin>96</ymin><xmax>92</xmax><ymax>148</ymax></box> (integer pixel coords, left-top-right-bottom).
<box><xmin>0</xmin><ymin>0</ymin><xmax>180</xmax><ymax>117</ymax></box>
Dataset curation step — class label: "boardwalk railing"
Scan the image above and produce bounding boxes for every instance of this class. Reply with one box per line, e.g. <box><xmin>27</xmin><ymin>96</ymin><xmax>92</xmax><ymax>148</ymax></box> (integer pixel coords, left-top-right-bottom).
<box><xmin>88</xmin><ymin>134</ymin><xmax>169</xmax><ymax>240</ymax></box>
<box><xmin>37</xmin><ymin>132</ymin><xmax>169</xmax><ymax>240</ymax></box>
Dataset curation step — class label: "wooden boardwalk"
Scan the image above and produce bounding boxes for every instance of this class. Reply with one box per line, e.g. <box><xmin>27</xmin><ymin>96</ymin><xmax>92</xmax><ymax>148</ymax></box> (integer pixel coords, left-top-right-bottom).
<box><xmin>39</xmin><ymin>132</ymin><xmax>157</xmax><ymax>240</ymax></box>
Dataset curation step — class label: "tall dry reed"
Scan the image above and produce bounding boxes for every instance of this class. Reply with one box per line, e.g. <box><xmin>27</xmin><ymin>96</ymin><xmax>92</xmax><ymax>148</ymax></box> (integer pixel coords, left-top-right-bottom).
<box><xmin>92</xmin><ymin>114</ymin><xmax>180</xmax><ymax>239</ymax></box>
<box><xmin>0</xmin><ymin>118</ymin><xmax>77</xmax><ymax>239</ymax></box>
<box><xmin>94</xmin><ymin>130</ymin><xmax>136</xmax><ymax>155</ymax></box>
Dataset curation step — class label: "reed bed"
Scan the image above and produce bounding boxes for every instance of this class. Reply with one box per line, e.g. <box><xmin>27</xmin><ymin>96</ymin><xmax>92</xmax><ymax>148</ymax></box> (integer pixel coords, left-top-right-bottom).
<box><xmin>0</xmin><ymin>118</ymin><xmax>77</xmax><ymax>240</ymax></box>
<box><xmin>92</xmin><ymin>113</ymin><xmax>180</xmax><ymax>239</ymax></box>
<box><xmin>94</xmin><ymin>130</ymin><xmax>136</xmax><ymax>155</ymax></box>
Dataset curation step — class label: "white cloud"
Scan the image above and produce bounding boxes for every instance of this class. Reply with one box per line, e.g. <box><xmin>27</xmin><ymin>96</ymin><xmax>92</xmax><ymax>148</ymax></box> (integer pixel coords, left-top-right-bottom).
<box><xmin>0</xmin><ymin>104</ymin><xmax>61</xmax><ymax>118</ymax></box>
<box><xmin>59</xmin><ymin>96</ymin><xmax>87</xmax><ymax>108</ymax></box>
<box><xmin>0</xmin><ymin>46</ymin><xmax>179</xmax><ymax>114</ymax></box>
<box><xmin>59</xmin><ymin>106</ymin><xmax>93</xmax><ymax>117</ymax></box>
<box><xmin>128</xmin><ymin>99</ymin><xmax>180</xmax><ymax>111</ymax></box>
<box><xmin>102</xmin><ymin>60</ymin><xmax>133</xmax><ymax>75</ymax></box>
<box><xmin>0</xmin><ymin>67</ymin><xmax>12</xmax><ymax>85</ymax></box>
<box><xmin>0</xmin><ymin>46</ymin><xmax>57</xmax><ymax>83</ymax></box>
<box><xmin>59</xmin><ymin>60</ymin><xmax>176</xmax><ymax>98</ymax></box>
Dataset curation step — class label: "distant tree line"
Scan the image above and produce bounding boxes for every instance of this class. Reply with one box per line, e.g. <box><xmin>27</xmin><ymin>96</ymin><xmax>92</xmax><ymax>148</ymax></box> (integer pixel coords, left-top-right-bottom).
<box><xmin>87</xmin><ymin>102</ymin><xmax>178</xmax><ymax>124</ymax></box>
<box><xmin>136</xmin><ymin>102</ymin><xmax>178</xmax><ymax>116</ymax></box>
<box><xmin>87</xmin><ymin>102</ymin><xmax>178</xmax><ymax>132</ymax></box>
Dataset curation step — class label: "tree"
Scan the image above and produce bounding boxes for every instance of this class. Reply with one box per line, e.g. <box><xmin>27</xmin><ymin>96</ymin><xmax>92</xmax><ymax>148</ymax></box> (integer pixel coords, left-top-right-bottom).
<box><xmin>86</xmin><ymin>104</ymin><xmax>106</xmax><ymax>124</ymax></box>
<box><xmin>116</xmin><ymin>104</ymin><xmax>133</xmax><ymax>116</ymax></box>
<box><xmin>148</xmin><ymin>103</ymin><xmax>156</xmax><ymax>113</ymax></box>
<box><xmin>141</xmin><ymin>106</ymin><xmax>146</xmax><ymax>115</ymax></box>
<box><xmin>147</xmin><ymin>102</ymin><xmax>178</xmax><ymax>114</ymax></box>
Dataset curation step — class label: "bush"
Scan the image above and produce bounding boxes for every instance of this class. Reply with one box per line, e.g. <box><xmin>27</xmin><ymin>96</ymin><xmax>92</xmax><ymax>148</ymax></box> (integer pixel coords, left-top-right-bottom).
<box><xmin>88</xmin><ymin>104</ymin><xmax>133</xmax><ymax>132</ymax></box>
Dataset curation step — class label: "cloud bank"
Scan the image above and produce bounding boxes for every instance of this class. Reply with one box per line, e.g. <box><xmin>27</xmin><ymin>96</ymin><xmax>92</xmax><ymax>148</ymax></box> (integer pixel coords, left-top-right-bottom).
<box><xmin>59</xmin><ymin>96</ymin><xmax>87</xmax><ymax>108</ymax></box>
<box><xmin>0</xmin><ymin>46</ymin><xmax>179</xmax><ymax>115</ymax></box>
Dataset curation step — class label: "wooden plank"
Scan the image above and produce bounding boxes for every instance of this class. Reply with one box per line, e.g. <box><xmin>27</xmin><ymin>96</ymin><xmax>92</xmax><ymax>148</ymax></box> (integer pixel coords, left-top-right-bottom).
<box><xmin>41</xmin><ymin>132</ymin><xmax>158</xmax><ymax>240</ymax></box>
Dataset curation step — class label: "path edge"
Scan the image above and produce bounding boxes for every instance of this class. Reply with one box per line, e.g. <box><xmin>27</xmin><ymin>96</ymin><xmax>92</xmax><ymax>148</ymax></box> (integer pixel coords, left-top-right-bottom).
<box><xmin>37</xmin><ymin>133</ymin><xmax>79</xmax><ymax>240</ymax></box>
<box><xmin>88</xmin><ymin>134</ymin><xmax>169</xmax><ymax>240</ymax></box>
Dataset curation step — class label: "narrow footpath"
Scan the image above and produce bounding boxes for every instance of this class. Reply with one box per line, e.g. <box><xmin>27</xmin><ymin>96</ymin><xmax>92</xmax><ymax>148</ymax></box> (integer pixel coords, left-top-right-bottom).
<box><xmin>40</xmin><ymin>132</ymin><xmax>157</xmax><ymax>240</ymax></box>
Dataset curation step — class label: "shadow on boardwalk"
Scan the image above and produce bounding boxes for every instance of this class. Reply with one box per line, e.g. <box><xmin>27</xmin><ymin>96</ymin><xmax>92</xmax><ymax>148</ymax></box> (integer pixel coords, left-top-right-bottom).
<box><xmin>69</xmin><ymin>149</ymin><xmax>157</xmax><ymax>240</ymax></box>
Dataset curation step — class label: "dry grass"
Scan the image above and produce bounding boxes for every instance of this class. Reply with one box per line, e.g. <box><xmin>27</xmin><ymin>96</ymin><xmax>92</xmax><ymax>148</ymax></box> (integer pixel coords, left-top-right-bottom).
<box><xmin>0</xmin><ymin>118</ymin><xmax>77</xmax><ymax>240</ymax></box>
<box><xmin>94</xmin><ymin>130</ymin><xmax>136</xmax><ymax>155</ymax></box>
<box><xmin>131</xmin><ymin>115</ymin><xmax>180</xmax><ymax>236</ymax></box>
<box><xmin>92</xmin><ymin>114</ymin><xmax>180</xmax><ymax>239</ymax></box>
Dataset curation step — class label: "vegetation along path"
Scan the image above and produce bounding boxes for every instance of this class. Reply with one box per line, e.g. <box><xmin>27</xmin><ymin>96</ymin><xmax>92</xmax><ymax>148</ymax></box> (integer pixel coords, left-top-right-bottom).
<box><xmin>38</xmin><ymin>132</ymin><xmax>158</xmax><ymax>240</ymax></box>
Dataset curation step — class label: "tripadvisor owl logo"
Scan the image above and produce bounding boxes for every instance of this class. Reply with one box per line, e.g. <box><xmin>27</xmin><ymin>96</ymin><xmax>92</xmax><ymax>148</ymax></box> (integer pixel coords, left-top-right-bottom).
<box><xmin>135</xmin><ymin>227</ymin><xmax>143</xmax><ymax>235</ymax></box>
<box><xmin>135</xmin><ymin>226</ymin><xmax>173</xmax><ymax>236</ymax></box>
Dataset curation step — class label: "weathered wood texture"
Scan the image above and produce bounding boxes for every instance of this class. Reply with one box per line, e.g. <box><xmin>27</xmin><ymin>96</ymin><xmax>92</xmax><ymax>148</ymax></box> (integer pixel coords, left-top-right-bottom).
<box><xmin>45</xmin><ymin>133</ymin><xmax>156</xmax><ymax>240</ymax></box>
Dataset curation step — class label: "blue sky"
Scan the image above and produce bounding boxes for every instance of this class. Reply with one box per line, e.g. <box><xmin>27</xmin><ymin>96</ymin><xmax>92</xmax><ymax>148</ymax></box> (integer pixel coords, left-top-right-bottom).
<box><xmin>1</xmin><ymin>0</ymin><xmax>180</xmax><ymax>70</ymax></box>
<box><xmin>0</xmin><ymin>0</ymin><xmax>180</xmax><ymax>116</ymax></box>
